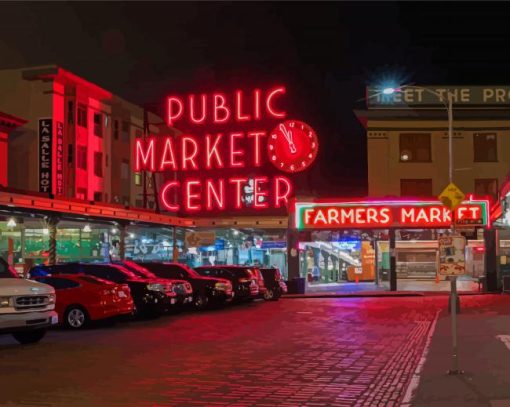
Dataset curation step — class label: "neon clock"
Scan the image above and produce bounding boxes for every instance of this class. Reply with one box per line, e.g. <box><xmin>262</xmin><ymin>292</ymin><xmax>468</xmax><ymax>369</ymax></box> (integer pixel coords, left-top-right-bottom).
<box><xmin>267</xmin><ymin>120</ymin><xmax>319</xmax><ymax>173</ymax></box>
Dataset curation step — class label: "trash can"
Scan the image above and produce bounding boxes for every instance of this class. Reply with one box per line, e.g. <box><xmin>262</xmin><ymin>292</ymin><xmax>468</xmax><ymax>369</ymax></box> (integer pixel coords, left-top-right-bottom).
<box><xmin>285</xmin><ymin>277</ymin><xmax>306</xmax><ymax>294</ymax></box>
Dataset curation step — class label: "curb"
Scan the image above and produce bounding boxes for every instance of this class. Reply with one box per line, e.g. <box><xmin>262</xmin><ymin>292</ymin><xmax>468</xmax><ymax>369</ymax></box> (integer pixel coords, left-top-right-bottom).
<box><xmin>283</xmin><ymin>291</ymin><xmax>495</xmax><ymax>299</ymax></box>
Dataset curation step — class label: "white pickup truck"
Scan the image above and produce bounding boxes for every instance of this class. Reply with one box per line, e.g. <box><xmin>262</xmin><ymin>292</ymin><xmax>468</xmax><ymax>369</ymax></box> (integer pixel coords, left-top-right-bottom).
<box><xmin>0</xmin><ymin>258</ymin><xmax>58</xmax><ymax>344</ymax></box>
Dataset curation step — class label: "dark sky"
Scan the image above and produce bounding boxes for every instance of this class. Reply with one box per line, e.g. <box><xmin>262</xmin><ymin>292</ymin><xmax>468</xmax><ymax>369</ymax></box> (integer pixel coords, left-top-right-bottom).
<box><xmin>2</xmin><ymin>2</ymin><xmax>510</xmax><ymax>196</ymax></box>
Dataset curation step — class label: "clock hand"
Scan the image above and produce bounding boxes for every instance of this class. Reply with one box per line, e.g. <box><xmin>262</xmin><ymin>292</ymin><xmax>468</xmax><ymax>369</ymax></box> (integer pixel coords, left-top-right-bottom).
<box><xmin>279</xmin><ymin>124</ymin><xmax>297</xmax><ymax>154</ymax></box>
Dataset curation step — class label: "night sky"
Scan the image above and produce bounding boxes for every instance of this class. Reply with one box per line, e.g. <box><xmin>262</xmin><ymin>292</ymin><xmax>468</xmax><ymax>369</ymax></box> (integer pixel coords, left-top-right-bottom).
<box><xmin>2</xmin><ymin>2</ymin><xmax>510</xmax><ymax>196</ymax></box>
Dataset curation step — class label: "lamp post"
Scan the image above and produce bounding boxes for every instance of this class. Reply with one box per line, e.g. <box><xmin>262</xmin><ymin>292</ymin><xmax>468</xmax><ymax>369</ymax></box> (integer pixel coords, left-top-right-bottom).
<box><xmin>383</xmin><ymin>85</ymin><xmax>461</xmax><ymax>374</ymax></box>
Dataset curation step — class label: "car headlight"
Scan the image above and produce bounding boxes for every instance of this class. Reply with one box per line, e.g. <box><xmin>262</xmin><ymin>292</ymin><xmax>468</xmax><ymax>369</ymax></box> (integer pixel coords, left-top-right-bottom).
<box><xmin>147</xmin><ymin>283</ymin><xmax>165</xmax><ymax>292</ymax></box>
<box><xmin>214</xmin><ymin>282</ymin><xmax>231</xmax><ymax>291</ymax></box>
<box><xmin>48</xmin><ymin>294</ymin><xmax>56</xmax><ymax>304</ymax></box>
<box><xmin>0</xmin><ymin>296</ymin><xmax>10</xmax><ymax>307</ymax></box>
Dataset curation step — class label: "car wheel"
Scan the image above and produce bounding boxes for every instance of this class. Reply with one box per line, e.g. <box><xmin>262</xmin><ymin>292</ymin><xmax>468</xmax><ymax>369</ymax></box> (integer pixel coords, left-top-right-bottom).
<box><xmin>12</xmin><ymin>329</ymin><xmax>46</xmax><ymax>344</ymax></box>
<box><xmin>65</xmin><ymin>306</ymin><xmax>88</xmax><ymax>329</ymax></box>
<box><xmin>194</xmin><ymin>293</ymin><xmax>209</xmax><ymax>310</ymax></box>
<box><xmin>263</xmin><ymin>289</ymin><xmax>275</xmax><ymax>301</ymax></box>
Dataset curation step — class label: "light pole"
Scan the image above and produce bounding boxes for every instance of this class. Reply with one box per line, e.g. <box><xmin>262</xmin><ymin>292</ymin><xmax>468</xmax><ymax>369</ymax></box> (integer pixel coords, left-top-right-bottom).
<box><xmin>383</xmin><ymin>85</ymin><xmax>461</xmax><ymax>374</ymax></box>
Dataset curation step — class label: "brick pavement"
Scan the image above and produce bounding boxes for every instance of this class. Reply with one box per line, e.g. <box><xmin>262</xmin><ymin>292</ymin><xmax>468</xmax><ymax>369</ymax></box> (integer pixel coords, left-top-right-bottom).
<box><xmin>0</xmin><ymin>296</ymin><xmax>500</xmax><ymax>407</ymax></box>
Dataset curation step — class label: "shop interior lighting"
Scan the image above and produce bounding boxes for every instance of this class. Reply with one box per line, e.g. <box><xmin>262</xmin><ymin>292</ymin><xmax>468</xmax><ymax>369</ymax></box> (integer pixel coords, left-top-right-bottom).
<box><xmin>42</xmin><ymin>228</ymin><xmax>49</xmax><ymax>236</ymax></box>
<box><xmin>232</xmin><ymin>229</ymin><xmax>240</xmax><ymax>236</ymax></box>
<box><xmin>83</xmin><ymin>224</ymin><xmax>92</xmax><ymax>233</ymax></box>
<box><xmin>111</xmin><ymin>227</ymin><xmax>118</xmax><ymax>235</ymax></box>
<box><xmin>129</xmin><ymin>233</ymin><xmax>135</xmax><ymax>239</ymax></box>
<box><xmin>6</xmin><ymin>218</ymin><xmax>17</xmax><ymax>228</ymax></box>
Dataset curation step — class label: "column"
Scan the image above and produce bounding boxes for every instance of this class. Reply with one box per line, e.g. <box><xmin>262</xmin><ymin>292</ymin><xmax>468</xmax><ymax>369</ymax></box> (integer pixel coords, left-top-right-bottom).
<box><xmin>485</xmin><ymin>228</ymin><xmax>498</xmax><ymax>291</ymax></box>
<box><xmin>389</xmin><ymin>229</ymin><xmax>397</xmax><ymax>291</ymax></box>
<box><xmin>119</xmin><ymin>224</ymin><xmax>127</xmax><ymax>261</ymax></box>
<box><xmin>173</xmin><ymin>226</ymin><xmax>179</xmax><ymax>262</ymax></box>
<box><xmin>287</xmin><ymin>228</ymin><xmax>300</xmax><ymax>280</ymax></box>
<box><xmin>48</xmin><ymin>217</ymin><xmax>59</xmax><ymax>266</ymax></box>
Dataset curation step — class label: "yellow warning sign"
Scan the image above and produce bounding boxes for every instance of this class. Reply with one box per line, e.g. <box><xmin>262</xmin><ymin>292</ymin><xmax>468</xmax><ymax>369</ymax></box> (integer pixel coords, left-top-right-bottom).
<box><xmin>438</xmin><ymin>183</ymin><xmax>465</xmax><ymax>210</ymax></box>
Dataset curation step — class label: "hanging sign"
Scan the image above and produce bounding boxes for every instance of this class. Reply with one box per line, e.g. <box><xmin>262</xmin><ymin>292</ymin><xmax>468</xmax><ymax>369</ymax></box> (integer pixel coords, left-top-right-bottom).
<box><xmin>133</xmin><ymin>87</ymin><xmax>319</xmax><ymax>213</ymax></box>
<box><xmin>295</xmin><ymin>198</ymin><xmax>489</xmax><ymax>230</ymax></box>
<box><xmin>55</xmin><ymin>121</ymin><xmax>64</xmax><ymax>196</ymax></box>
<box><xmin>438</xmin><ymin>234</ymin><xmax>466</xmax><ymax>276</ymax></box>
<box><xmin>38</xmin><ymin>118</ymin><xmax>52</xmax><ymax>193</ymax></box>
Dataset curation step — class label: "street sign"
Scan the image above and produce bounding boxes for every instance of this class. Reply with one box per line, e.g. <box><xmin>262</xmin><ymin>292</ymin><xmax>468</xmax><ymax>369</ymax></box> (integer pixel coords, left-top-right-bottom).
<box><xmin>439</xmin><ymin>183</ymin><xmax>465</xmax><ymax>211</ymax></box>
<box><xmin>438</xmin><ymin>234</ymin><xmax>466</xmax><ymax>276</ymax></box>
<box><xmin>185</xmin><ymin>231</ymin><xmax>216</xmax><ymax>247</ymax></box>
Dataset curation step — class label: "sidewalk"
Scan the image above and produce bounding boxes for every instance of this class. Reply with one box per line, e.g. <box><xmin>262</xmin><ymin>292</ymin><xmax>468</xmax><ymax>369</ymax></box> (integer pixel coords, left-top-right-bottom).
<box><xmin>409</xmin><ymin>295</ymin><xmax>510</xmax><ymax>406</ymax></box>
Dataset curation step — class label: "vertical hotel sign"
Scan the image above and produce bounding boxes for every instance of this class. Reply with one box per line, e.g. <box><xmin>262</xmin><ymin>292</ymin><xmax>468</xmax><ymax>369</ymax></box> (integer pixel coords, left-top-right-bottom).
<box><xmin>55</xmin><ymin>121</ymin><xmax>64</xmax><ymax>196</ymax></box>
<box><xmin>38</xmin><ymin>119</ymin><xmax>52</xmax><ymax>193</ymax></box>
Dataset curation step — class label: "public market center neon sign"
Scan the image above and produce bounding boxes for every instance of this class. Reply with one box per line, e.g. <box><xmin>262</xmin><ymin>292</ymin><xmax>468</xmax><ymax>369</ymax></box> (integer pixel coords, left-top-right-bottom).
<box><xmin>134</xmin><ymin>86</ymin><xmax>319</xmax><ymax>213</ymax></box>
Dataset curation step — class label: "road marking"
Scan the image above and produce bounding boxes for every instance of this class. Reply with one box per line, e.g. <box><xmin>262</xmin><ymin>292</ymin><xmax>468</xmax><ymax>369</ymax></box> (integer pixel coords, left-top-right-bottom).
<box><xmin>496</xmin><ymin>335</ymin><xmax>510</xmax><ymax>350</ymax></box>
<box><xmin>401</xmin><ymin>310</ymin><xmax>441</xmax><ymax>407</ymax></box>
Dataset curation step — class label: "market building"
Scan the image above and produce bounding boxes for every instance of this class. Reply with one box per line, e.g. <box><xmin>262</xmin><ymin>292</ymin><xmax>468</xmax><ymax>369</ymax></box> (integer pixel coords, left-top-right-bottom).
<box><xmin>0</xmin><ymin>75</ymin><xmax>502</xmax><ymax>292</ymax></box>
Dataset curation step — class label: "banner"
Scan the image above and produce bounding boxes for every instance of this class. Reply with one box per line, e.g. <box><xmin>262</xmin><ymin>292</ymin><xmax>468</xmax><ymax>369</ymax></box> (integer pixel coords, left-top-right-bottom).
<box><xmin>438</xmin><ymin>234</ymin><xmax>466</xmax><ymax>276</ymax></box>
<box><xmin>185</xmin><ymin>231</ymin><xmax>216</xmax><ymax>247</ymax></box>
<box><xmin>55</xmin><ymin>121</ymin><xmax>64</xmax><ymax>196</ymax></box>
<box><xmin>38</xmin><ymin>118</ymin><xmax>52</xmax><ymax>193</ymax></box>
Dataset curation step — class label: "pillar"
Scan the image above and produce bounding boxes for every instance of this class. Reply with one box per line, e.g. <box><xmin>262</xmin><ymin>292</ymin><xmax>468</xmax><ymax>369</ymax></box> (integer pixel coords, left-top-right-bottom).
<box><xmin>374</xmin><ymin>238</ymin><xmax>379</xmax><ymax>286</ymax></box>
<box><xmin>119</xmin><ymin>224</ymin><xmax>126</xmax><ymax>261</ymax></box>
<box><xmin>173</xmin><ymin>227</ymin><xmax>179</xmax><ymax>262</ymax></box>
<box><xmin>48</xmin><ymin>217</ymin><xmax>59</xmax><ymax>266</ymax></box>
<box><xmin>389</xmin><ymin>229</ymin><xmax>397</xmax><ymax>291</ymax></box>
<box><xmin>485</xmin><ymin>228</ymin><xmax>498</xmax><ymax>292</ymax></box>
<box><xmin>287</xmin><ymin>228</ymin><xmax>300</xmax><ymax>280</ymax></box>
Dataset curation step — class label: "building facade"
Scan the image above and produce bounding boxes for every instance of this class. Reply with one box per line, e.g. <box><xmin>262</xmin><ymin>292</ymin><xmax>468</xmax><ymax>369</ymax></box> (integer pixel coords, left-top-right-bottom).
<box><xmin>356</xmin><ymin>86</ymin><xmax>510</xmax><ymax>202</ymax></box>
<box><xmin>0</xmin><ymin>65</ymin><xmax>174</xmax><ymax>208</ymax></box>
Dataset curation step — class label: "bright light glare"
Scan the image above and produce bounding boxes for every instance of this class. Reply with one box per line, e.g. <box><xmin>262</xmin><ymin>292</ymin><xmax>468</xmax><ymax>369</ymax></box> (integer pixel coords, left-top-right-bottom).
<box><xmin>42</xmin><ymin>228</ymin><xmax>49</xmax><ymax>235</ymax></box>
<box><xmin>383</xmin><ymin>87</ymin><xmax>396</xmax><ymax>95</ymax></box>
<box><xmin>83</xmin><ymin>224</ymin><xmax>92</xmax><ymax>233</ymax></box>
<box><xmin>6</xmin><ymin>218</ymin><xmax>17</xmax><ymax>228</ymax></box>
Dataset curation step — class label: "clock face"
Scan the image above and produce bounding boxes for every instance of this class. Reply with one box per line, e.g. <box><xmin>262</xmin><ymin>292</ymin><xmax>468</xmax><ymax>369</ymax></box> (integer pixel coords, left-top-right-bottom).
<box><xmin>267</xmin><ymin>120</ymin><xmax>319</xmax><ymax>173</ymax></box>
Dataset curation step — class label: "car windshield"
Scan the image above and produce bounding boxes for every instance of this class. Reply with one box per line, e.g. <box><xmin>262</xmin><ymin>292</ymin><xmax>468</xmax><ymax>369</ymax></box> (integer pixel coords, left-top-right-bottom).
<box><xmin>121</xmin><ymin>261</ymin><xmax>157</xmax><ymax>279</ymax></box>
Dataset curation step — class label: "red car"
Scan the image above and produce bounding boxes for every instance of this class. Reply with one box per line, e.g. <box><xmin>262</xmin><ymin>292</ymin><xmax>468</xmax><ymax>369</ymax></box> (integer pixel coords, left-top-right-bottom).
<box><xmin>33</xmin><ymin>274</ymin><xmax>134</xmax><ymax>329</ymax></box>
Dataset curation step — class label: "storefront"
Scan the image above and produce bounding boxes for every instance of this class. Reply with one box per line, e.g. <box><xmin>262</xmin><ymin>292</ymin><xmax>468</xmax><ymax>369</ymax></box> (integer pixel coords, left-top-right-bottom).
<box><xmin>290</xmin><ymin>196</ymin><xmax>491</xmax><ymax>292</ymax></box>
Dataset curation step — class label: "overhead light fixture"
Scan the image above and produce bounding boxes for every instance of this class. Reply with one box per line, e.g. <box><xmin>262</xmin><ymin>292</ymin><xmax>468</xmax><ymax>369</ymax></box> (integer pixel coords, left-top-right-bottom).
<box><xmin>42</xmin><ymin>228</ymin><xmax>49</xmax><ymax>236</ymax></box>
<box><xmin>6</xmin><ymin>218</ymin><xmax>16</xmax><ymax>228</ymax></box>
<box><xmin>83</xmin><ymin>224</ymin><xmax>92</xmax><ymax>233</ymax></box>
<box><xmin>111</xmin><ymin>227</ymin><xmax>118</xmax><ymax>235</ymax></box>
<box><xmin>232</xmin><ymin>229</ymin><xmax>239</xmax><ymax>236</ymax></box>
<box><xmin>129</xmin><ymin>233</ymin><xmax>135</xmax><ymax>239</ymax></box>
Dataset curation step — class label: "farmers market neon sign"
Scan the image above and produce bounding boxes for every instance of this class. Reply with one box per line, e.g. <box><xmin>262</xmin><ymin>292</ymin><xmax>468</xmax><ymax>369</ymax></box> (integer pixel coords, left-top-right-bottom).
<box><xmin>134</xmin><ymin>86</ymin><xmax>319</xmax><ymax>213</ymax></box>
<box><xmin>294</xmin><ymin>197</ymin><xmax>490</xmax><ymax>229</ymax></box>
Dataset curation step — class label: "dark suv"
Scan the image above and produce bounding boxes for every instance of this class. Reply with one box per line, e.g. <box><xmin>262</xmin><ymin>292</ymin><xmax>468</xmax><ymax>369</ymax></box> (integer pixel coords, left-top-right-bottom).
<box><xmin>137</xmin><ymin>262</ymin><xmax>232</xmax><ymax>309</ymax></box>
<box><xmin>114</xmin><ymin>261</ymin><xmax>193</xmax><ymax>307</ymax></box>
<box><xmin>30</xmin><ymin>263</ymin><xmax>173</xmax><ymax>317</ymax></box>
<box><xmin>259</xmin><ymin>268</ymin><xmax>287</xmax><ymax>300</ymax></box>
<box><xmin>194</xmin><ymin>266</ymin><xmax>260</xmax><ymax>302</ymax></box>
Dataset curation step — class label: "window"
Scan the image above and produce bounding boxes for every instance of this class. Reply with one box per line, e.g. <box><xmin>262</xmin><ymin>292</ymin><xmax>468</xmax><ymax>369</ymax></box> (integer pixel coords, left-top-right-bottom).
<box><xmin>113</xmin><ymin>120</ymin><xmax>119</xmax><ymax>140</ymax></box>
<box><xmin>474</xmin><ymin>133</ymin><xmax>497</xmax><ymax>162</ymax></box>
<box><xmin>399</xmin><ymin>133</ymin><xmax>431</xmax><ymax>162</ymax></box>
<box><xmin>134</xmin><ymin>172</ymin><xmax>142</xmax><ymax>186</ymax></box>
<box><xmin>93</xmin><ymin>112</ymin><xmax>102</xmax><ymax>137</ymax></box>
<box><xmin>475</xmin><ymin>178</ymin><xmax>498</xmax><ymax>202</ymax></box>
<box><xmin>67</xmin><ymin>101</ymin><xmax>75</xmax><ymax>124</ymax></box>
<box><xmin>94</xmin><ymin>152</ymin><xmax>103</xmax><ymax>177</ymax></box>
<box><xmin>37</xmin><ymin>277</ymin><xmax>80</xmax><ymax>290</ymax></box>
<box><xmin>77</xmin><ymin>105</ymin><xmax>87</xmax><ymax>128</ymax></box>
<box><xmin>121</xmin><ymin>121</ymin><xmax>130</xmax><ymax>142</ymax></box>
<box><xmin>77</xmin><ymin>146</ymin><xmax>87</xmax><ymax>170</ymax></box>
<box><xmin>121</xmin><ymin>160</ymin><xmax>129</xmax><ymax>180</ymax></box>
<box><xmin>77</xmin><ymin>187</ymin><xmax>87</xmax><ymax>200</ymax></box>
<box><xmin>400</xmin><ymin>179</ymin><xmax>433</xmax><ymax>197</ymax></box>
<box><xmin>68</xmin><ymin>144</ymin><xmax>74</xmax><ymax>164</ymax></box>
<box><xmin>93</xmin><ymin>191</ymin><xmax>103</xmax><ymax>202</ymax></box>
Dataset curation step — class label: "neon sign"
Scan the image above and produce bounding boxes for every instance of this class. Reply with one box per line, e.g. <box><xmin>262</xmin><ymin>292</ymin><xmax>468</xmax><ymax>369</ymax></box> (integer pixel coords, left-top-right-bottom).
<box><xmin>135</xmin><ymin>86</ymin><xmax>319</xmax><ymax>213</ymax></box>
<box><xmin>295</xmin><ymin>197</ymin><xmax>490</xmax><ymax>230</ymax></box>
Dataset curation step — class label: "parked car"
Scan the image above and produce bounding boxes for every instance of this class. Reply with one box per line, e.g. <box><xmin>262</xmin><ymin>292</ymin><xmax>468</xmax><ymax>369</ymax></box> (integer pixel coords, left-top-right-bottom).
<box><xmin>137</xmin><ymin>262</ymin><xmax>232</xmax><ymax>309</ymax></box>
<box><xmin>30</xmin><ymin>263</ymin><xmax>173</xmax><ymax>317</ymax></box>
<box><xmin>0</xmin><ymin>257</ymin><xmax>58</xmax><ymax>344</ymax></box>
<box><xmin>194</xmin><ymin>266</ymin><xmax>261</xmax><ymax>302</ymax></box>
<box><xmin>114</xmin><ymin>260</ymin><xmax>193</xmax><ymax>307</ymax></box>
<box><xmin>259</xmin><ymin>268</ymin><xmax>287</xmax><ymax>300</ymax></box>
<box><xmin>32</xmin><ymin>274</ymin><xmax>133</xmax><ymax>329</ymax></box>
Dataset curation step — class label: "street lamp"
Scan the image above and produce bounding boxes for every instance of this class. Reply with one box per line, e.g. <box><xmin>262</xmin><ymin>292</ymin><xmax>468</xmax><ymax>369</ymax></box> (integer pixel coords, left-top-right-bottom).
<box><xmin>382</xmin><ymin>85</ymin><xmax>454</xmax><ymax>184</ymax></box>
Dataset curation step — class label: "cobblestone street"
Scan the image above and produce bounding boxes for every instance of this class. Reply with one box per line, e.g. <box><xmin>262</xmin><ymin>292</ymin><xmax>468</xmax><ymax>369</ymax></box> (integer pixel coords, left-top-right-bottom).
<box><xmin>2</xmin><ymin>296</ymin><xmax>506</xmax><ymax>406</ymax></box>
